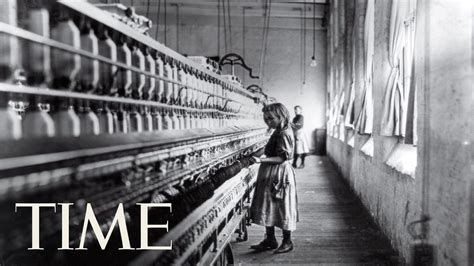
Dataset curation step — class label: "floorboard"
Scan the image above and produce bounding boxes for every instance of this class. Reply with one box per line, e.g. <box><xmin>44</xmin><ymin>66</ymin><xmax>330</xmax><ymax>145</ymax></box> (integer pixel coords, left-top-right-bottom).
<box><xmin>231</xmin><ymin>155</ymin><xmax>401</xmax><ymax>265</ymax></box>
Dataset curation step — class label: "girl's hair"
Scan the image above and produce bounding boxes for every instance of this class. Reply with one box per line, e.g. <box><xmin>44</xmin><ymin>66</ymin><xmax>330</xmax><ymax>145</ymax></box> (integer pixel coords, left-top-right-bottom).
<box><xmin>294</xmin><ymin>105</ymin><xmax>302</xmax><ymax>110</ymax></box>
<box><xmin>262</xmin><ymin>103</ymin><xmax>291</xmax><ymax>129</ymax></box>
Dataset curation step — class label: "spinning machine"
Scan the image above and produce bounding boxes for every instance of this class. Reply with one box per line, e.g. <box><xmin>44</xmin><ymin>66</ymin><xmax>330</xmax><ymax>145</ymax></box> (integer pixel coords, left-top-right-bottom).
<box><xmin>0</xmin><ymin>1</ymin><xmax>269</xmax><ymax>265</ymax></box>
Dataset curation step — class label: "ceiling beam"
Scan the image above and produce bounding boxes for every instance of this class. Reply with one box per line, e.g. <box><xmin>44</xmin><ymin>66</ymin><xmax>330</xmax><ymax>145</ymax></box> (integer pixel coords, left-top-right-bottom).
<box><xmin>145</xmin><ymin>13</ymin><xmax>326</xmax><ymax>30</ymax></box>
<box><xmin>133</xmin><ymin>0</ymin><xmax>327</xmax><ymax>5</ymax></box>
<box><xmin>132</xmin><ymin>0</ymin><xmax>328</xmax><ymax>10</ymax></box>
<box><xmin>136</xmin><ymin>7</ymin><xmax>325</xmax><ymax>19</ymax></box>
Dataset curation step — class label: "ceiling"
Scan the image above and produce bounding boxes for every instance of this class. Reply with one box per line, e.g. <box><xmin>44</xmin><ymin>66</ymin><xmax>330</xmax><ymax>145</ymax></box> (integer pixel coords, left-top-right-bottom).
<box><xmin>129</xmin><ymin>0</ymin><xmax>328</xmax><ymax>22</ymax></box>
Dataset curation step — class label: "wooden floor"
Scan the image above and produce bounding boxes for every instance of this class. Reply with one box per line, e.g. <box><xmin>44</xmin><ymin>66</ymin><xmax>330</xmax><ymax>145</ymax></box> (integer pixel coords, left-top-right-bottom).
<box><xmin>231</xmin><ymin>155</ymin><xmax>400</xmax><ymax>265</ymax></box>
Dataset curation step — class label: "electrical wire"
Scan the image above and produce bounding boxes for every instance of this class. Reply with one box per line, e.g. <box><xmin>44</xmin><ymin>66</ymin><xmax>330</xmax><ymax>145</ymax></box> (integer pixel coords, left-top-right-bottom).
<box><xmin>155</xmin><ymin>0</ymin><xmax>161</xmax><ymax>40</ymax></box>
<box><xmin>242</xmin><ymin>7</ymin><xmax>247</xmax><ymax>84</ymax></box>
<box><xmin>164</xmin><ymin>0</ymin><xmax>167</xmax><ymax>45</ymax></box>
<box><xmin>258</xmin><ymin>0</ymin><xmax>272</xmax><ymax>87</ymax></box>
<box><xmin>174</xmin><ymin>4</ymin><xmax>180</xmax><ymax>51</ymax></box>
<box><xmin>312</xmin><ymin>0</ymin><xmax>316</xmax><ymax>59</ymax></box>
<box><xmin>227</xmin><ymin>0</ymin><xmax>232</xmax><ymax>49</ymax></box>
<box><xmin>217</xmin><ymin>0</ymin><xmax>220</xmax><ymax>56</ymax></box>
<box><xmin>303</xmin><ymin>3</ymin><xmax>306</xmax><ymax>86</ymax></box>
<box><xmin>300</xmin><ymin>7</ymin><xmax>304</xmax><ymax>94</ymax></box>
<box><xmin>260</xmin><ymin>0</ymin><xmax>271</xmax><ymax>87</ymax></box>
<box><xmin>222</xmin><ymin>0</ymin><xmax>228</xmax><ymax>54</ymax></box>
<box><xmin>146</xmin><ymin>0</ymin><xmax>150</xmax><ymax>18</ymax></box>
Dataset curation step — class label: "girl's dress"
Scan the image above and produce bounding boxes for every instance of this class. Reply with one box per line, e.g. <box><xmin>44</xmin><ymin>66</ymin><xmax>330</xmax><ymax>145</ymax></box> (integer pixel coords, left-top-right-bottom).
<box><xmin>250</xmin><ymin>126</ymin><xmax>299</xmax><ymax>231</ymax></box>
<box><xmin>292</xmin><ymin>114</ymin><xmax>310</xmax><ymax>154</ymax></box>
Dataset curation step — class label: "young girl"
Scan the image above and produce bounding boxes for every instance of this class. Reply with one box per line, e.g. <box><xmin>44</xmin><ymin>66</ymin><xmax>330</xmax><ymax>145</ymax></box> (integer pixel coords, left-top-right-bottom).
<box><xmin>249</xmin><ymin>103</ymin><xmax>299</xmax><ymax>254</ymax></box>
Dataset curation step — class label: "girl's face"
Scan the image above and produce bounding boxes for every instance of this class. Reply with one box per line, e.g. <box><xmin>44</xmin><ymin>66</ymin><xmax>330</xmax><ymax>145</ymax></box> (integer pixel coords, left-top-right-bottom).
<box><xmin>263</xmin><ymin>112</ymin><xmax>281</xmax><ymax>129</ymax></box>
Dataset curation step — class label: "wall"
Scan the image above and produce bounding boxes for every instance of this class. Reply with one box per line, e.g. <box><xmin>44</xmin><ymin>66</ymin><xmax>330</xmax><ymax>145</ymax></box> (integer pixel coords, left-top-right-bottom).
<box><xmin>326</xmin><ymin>0</ymin><xmax>473</xmax><ymax>265</ymax></box>
<box><xmin>417</xmin><ymin>1</ymin><xmax>473</xmax><ymax>265</ymax></box>
<box><xmin>135</xmin><ymin>7</ymin><xmax>328</xmax><ymax>151</ymax></box>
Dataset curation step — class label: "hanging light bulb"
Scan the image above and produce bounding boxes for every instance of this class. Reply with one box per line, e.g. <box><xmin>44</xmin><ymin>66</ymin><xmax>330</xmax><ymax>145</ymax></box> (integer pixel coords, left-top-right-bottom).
<box><xmin>310</xmin><ymin>0</ymin><xmax>317</xmax><ymax>68</ymax></box>
<box><xmin>310</xmin><ymin>55</ymin><xmax>317</xmax><ymax>67</ymax></box>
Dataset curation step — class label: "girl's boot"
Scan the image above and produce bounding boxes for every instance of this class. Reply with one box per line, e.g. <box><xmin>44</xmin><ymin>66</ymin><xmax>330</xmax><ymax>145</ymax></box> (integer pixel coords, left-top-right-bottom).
<box><xmin>250</xmin><ymin>226</ymin><xmax>278</xmax><ymax>250</ymax></box>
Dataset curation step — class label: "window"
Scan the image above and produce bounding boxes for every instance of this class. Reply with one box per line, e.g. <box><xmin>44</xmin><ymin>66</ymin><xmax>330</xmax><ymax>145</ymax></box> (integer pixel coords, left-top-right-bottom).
<box><xmin>344</xmin><ymin>22</ymin><xmax>357</xmax><ymax>131</ymax></box>
<box><xmin>382</xmin><ymin>0</ymin><xmax>418</xmax><ymax>177</ymax></box>
<box><xmin>345</xmin><ymin>83</ymin><xmax>355</xmax><ymax>147</ymax></box>
<box><xmin>355</xmin><ymin>0</ymin><xmax>374</xmax><ymax>136</ymax></box>
<box><xmin>345</xmin><ymin>24</ymin><xmax>357</xmax><ymax>148</ymax></box>
<box><xmin>401</xmin><ymin>11</ymin><xmax>417</xmax><ymax>145</ymax></box>
<box><xmin>380</xmin><ymin>0</ymin><xmax>417</xmax><ymax>144</ymax></box>
<box><xmin>335</xmin><ymin>90</ymin><xmax>345</xmax><ymax>141</ymax></box>
<box><xmin>355</xmin><ymin>0</ymin><xmax>375</xmax><ymax>155</ymax></box>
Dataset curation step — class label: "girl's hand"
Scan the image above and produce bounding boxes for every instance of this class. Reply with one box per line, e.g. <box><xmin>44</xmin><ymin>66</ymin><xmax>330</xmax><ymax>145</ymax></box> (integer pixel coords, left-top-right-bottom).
<box><xmin>251</xmin><ymin>156</ymin><xmax>262</xmax><ymax>164</ymax></box>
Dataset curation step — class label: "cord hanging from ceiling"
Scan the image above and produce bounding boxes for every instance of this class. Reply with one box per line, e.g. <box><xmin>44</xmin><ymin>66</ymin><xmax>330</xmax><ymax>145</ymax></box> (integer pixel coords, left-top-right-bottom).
<box><xmin>173</xmin><ymin>4</ymin><xmax>180</xmax><ymax>51</ymax></box>
<box><xmin>258</xmin><ymin>0</ymin><xmax>272</xmax><ymax>88</ymax></box>
<box><xmin>146</xmin><ymin>0</ymin><xmax>150</xmax><ymax>17</ymax></box>
<box><xmin>164</xmin><ymin>0</ymin><xmax>167</xmax><ymax>45</ymax></box>
<box><xmin>299</xmin><ymin>7</ymin><xmax>304</xmax><ymax>95</ymax></box>
<box><xmin>242</xmin><ymin>6</ymin><xmax>249</xmax><ymax>84</ymax></box>
<box><xmin>226</xmin><ymin>0</ymin><xmax>232</xmax><ymax>50</ymax></box>
<box><xmin>217</xmin><ymin>0</ymin><xmax>220</xmax><ymax>56</ymax></box>
<box><xmin>310</xmin><ymin>0</ymin><xmax>317</xmax><ymax>67</ymax></box>
<box><xmin>155</xmin><ymin>0</ymin><xmax>161</xmax><ymax>40</ymax></box>
<box><xmin>222</xmin><ymin>0</ymin><xmax>228</xmax><ymax>54</ymax></box>
<box><xmin>303</xmin><ymin>3</ymin><xmax>307</xmax><ymax>90</ymax></box>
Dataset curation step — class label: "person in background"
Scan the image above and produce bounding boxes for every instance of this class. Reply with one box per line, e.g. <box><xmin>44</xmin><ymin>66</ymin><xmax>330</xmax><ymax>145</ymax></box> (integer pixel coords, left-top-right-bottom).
<box><xmin>249</xmin><ymin>103</ymin><xmax>299</xmax><ymax>254</ymax></box>
<box><xmin>292</xmin><ymin>105</ymin><xmax>309</xmax><ymax>169</ymax></box>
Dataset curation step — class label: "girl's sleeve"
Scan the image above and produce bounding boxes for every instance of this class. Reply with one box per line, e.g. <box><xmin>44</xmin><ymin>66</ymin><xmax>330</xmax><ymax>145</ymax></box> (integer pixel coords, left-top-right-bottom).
<box><xmin>275</xmin><ymin>132</ymin><xmax>293</xmax><ymax>161</ymax></box>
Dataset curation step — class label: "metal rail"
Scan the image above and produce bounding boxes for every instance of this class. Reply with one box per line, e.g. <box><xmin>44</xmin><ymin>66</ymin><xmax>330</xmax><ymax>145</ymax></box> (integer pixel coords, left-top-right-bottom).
<box><xmin>0</xmin><ymin>22</ymin><xmax>248</xmax><ymax>105</ymax></box>
<box><xmin>57</xmin><ymin>0</ymin><xmax>254</xmax><ymax>98</ymax></box>
<box><xmin>0</xmin><ymin>83</ymin><xmax>251</xmax><ymax>116</ymax></box>
<box><xmin>0</xmin><ymin>127</ymin><xmax>266</xmax><ymax>170</ymax></box>
<box><xmin>0</xmin><ymin>128</ymin><xmax>267</xmax><ymax>200</ymax></box>
<box><xmin>130</xmin><ymin>164</ymin><xmax>258</xmax><ymax>266</ymax></box>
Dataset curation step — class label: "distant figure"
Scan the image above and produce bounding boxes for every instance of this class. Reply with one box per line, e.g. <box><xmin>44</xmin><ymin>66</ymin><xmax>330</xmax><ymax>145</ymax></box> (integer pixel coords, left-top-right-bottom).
<box><xmin>250</xmin><ymin>103</ymin><xmax>299</xmax><ymax>254</ymax></box>
<box><xmin>292</xmin><ymin>105</ymin><xmax>309</xmax><ymax>169</ymax></box>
